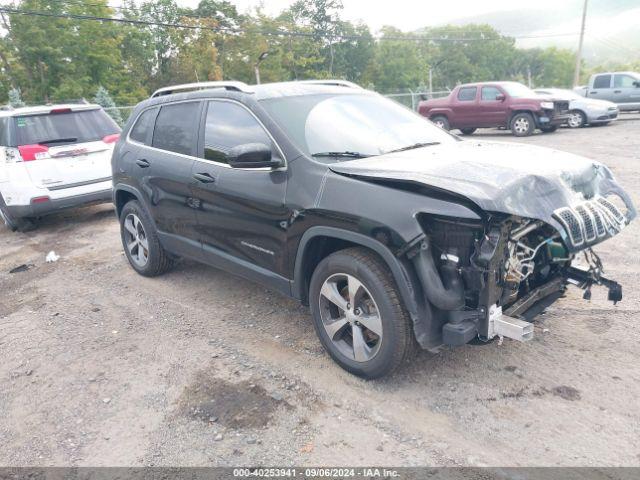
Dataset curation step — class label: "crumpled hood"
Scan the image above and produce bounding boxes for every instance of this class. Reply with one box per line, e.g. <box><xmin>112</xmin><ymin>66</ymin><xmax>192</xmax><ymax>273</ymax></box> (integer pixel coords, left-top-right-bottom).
<box><xmin>329</xmin><ymin>140</ymin><xmax>636</xmax><ymax>230</ymax></box>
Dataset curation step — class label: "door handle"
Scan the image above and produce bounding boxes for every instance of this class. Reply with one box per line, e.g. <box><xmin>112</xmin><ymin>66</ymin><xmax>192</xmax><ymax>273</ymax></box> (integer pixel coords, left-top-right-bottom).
<box><xmin>590</xmin><ymin>91</ymin><xmax>597</xmax><ymax>94</ymax></box>
<box><xmin>614</xmin><ymin>90</ymin><xmax>621</xmax><ymax>94</ymax></box>
<box><xmin>193</xmin><ymin>172</ymin><xmax>216</xmax><ymax>184</ymax></box>
<box><xmin>136</xmin><ymin>159</ymin><xmax>150</xmax><ymax>168</ymax></box>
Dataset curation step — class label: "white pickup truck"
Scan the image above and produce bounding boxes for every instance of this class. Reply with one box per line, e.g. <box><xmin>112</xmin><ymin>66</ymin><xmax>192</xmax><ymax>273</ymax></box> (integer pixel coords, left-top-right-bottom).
<box><xmin>574</xmin><ymin>71</ymin><xmax>640</xmax><ymax>111</ymax></box>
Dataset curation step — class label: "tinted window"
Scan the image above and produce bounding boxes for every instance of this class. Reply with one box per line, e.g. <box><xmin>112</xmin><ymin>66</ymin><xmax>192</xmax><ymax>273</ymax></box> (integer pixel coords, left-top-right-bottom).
<box><xmin>613</xmin><ymin>74</ymin><xmax>637</xmax><ymax>88</ymax></box>
<box><xmin>593</xmin><ymin>75</ymin><xmax>611</xmax><ymax>89</ymax></box>
<box><xmin>130</xmin><ymin>108</ymin><xmax>156</xmax><ymax>145</ymax></box>
<box><xmin>14</xmin><ymin>109</ymin><xmax>120</xmax><ymax>146</ymax></box>
<box><xmin>481</xmin><ymin>86</ymin><xmax>501</xmax><ymax>101</ymax></box>
<box><xmin>152</xmin><ymin>102</ymin><xmax>199</xmax><ymax>156</ymax></box>
<box><xmin>202</xmin><ymin>101</ymin><xmax>271</xmax><ymax>164</ymax></box>
<box><xmin>457</xmin><ymin>87</ymin><xmax>477</xmax><ymax>101</ymax></box>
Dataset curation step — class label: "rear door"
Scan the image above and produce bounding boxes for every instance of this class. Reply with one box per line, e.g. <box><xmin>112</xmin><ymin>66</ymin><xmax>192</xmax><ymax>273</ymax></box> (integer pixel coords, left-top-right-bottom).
<box><xmin>133</xmin><ymin>101</ymin><xmax>202</xmax><ymax>259</ymax></box>
<box><xmin>588</xmin><ymin>74</ymin><xmax>614</xmax><ymax>101</ymax></box>
<box><xmin>451</xmin><ymin>86</ymin><xmax>479</xmax><ymax>128</ymax></box>
<box><xmin>14</xmin><ymin>107</ymin><xmax>120</xmax><ymax>189</ymax></box>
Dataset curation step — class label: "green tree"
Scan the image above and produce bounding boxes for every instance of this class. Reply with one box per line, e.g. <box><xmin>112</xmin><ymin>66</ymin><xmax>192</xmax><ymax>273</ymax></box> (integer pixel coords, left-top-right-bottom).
<box><xmin>93</xmin><ymin>86</ymin><xmax>123</xmax><ymax>125</ymax></box>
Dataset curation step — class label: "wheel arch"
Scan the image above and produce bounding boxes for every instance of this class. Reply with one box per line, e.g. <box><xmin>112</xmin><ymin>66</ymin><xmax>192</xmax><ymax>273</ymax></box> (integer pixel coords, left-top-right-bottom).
<box><xmin>292</xmin><ymin>226</ymin><xmax>434</xmax><ymax>348</ymax></box>
<box><xmin>113</xmin><ymin>184</ymin><xmax>142</xmax><ymax>219</ymax></box>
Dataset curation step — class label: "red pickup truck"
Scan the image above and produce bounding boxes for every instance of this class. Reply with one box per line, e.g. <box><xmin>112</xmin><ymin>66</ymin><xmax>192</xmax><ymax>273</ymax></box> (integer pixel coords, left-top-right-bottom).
<box><xmin>418</xmin><ymin>81</ymin><xmax>570</xmax><ymax>137</ymax></box>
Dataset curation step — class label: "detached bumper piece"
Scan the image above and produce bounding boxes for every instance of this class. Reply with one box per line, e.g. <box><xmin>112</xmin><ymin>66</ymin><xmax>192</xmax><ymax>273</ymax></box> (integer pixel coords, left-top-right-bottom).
<box><xmin>565</xmin><ymin>266</ymin><xmax>622</xmax><ymax>304</ymax></box>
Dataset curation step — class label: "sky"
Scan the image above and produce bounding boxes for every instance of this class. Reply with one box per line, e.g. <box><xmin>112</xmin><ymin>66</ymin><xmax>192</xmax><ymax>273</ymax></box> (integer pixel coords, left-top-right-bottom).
<box><xmin>174</xmin><ymin>0</ymin><xmax>583</xmax><ymax>32</ymax></box>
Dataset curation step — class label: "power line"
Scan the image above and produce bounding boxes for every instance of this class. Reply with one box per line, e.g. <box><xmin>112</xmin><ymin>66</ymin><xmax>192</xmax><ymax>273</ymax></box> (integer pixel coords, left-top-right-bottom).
<box><xmin>0</xmin><ymin>6</ymin><xmax>581</xmax><ymax>43</ymax></box>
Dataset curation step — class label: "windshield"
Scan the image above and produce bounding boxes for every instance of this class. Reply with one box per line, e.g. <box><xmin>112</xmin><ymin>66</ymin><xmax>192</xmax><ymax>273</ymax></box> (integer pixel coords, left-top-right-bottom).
<box><xmin>259</xmin><ymin>93</ymin><xmax>456</xmax><ymax>159</ymax></box>
<box><xmin>501</xmin><ymin>82</ymin><xmax>536</xmax><ymax>98</ymax></box>
<box><xmin>14</xmin><ymin>108</ymin><xmax>120</xmax><ymax>146</ymax></box>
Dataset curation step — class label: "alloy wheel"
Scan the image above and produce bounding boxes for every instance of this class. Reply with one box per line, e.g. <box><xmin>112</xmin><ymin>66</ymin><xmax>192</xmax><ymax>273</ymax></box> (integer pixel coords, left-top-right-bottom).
<box><xmin>568</xmin><ymin>112</ymin><xmax>583</xmax><ymax>128</ymax></box>
<box><xmin>124</xmin><ymin>213</ymin><xmax>149</xmax><ymax>267</ymax></box>
<box><xmin>318</xmin><ymin>273</ymin><xmax>383</xmax><ymax>362</ymax></box>
<box><xmin>513</xmin><ymin>117</ymin><xmax>530</xmax><ymax>134</ymax></box>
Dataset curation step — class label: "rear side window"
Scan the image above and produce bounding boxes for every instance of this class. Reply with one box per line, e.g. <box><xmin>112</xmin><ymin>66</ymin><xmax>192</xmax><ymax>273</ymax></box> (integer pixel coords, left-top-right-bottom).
<box><xmin>129</xmin><ymin>108</ymin><xmax>156</xmax><ymax>145</ymax></box>
<box><xmin>593</xmin><ymin>75</ymin><xmax>611</xmax><ymax>89</ymax></box>
<box><xmin>202</xmin><ymin>101</ymin><xmax>271</xmax><ymax>164</ymax></box>
<box><xmin>457</xmin><ymin>87</ymin><xmax>477</xmax><ymax>101</ymax></box>
<box><xmin>151</xmin><ymin>102</ymin><xmax>200</xmax><ymax>156</ymax></box>
<box><xmin>14</xmin><ymin>109</ymin><xmax>120</xmax><ymax>146</ymax></box>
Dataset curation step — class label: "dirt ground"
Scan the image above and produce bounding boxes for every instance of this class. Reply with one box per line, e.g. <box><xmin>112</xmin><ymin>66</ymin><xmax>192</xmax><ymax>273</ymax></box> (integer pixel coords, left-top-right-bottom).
<box><xmin>1</xmin><ymin>115</ymin><xmax>639</xmax><ymax>467</ymax></box>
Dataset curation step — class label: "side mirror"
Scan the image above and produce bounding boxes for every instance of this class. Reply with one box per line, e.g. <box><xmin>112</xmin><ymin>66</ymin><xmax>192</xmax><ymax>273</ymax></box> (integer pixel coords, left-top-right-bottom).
<box><xmin>633</xmin><ymin>81</ymin><xmax>640</xmax><ymax>88</ymax></box>
<box><xmin>495</xmin><ymin>93</ymin><xmax>506</xmax><ymax>101</ymax></box>
<box><xmin>227</xmin><ymin>143</ymin><xmax>282</xmax><ymax>169</ymax></box>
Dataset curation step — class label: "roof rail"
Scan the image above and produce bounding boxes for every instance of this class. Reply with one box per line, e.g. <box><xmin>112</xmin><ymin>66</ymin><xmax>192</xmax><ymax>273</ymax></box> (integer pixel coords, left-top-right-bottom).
<box><xmin>151</xmin><ymin>81</ymin><xmax>254</xmax><ymax>98</ymax></box>
<box><xmin>296</xmin><ymin>80</ymin><xmax>363</xmax><ymax>89</ymax></box>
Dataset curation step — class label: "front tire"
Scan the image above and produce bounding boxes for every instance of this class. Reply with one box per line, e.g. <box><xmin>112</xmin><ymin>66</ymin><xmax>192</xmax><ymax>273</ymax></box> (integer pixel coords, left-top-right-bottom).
<box><xmin>540</xmin><ymin>125</ymin><xmax>558</xmax><ymax>133</ymax></box>
<box><xmin>309</xmin><ymin>248</ymin><xmax>415</xmax><ymax>379</ymax></box>
<box><xmin>119</xmin><ymin>200</ymin><xmax>173</xmax><ymax>277</ymax></box>
<box><xmin>567</xmin><ymin>110</ymin><xmax>586</xmax><ymax>128</ymax></box>
<box><xmin>510</xmin><ymin>112</ymin><xmax>535</xmax><ymax>137</ymax></box>
<box><xmin>431</xmin><ymin>115</ymin><xmax>450</xmax><ymax>131</ymax></box>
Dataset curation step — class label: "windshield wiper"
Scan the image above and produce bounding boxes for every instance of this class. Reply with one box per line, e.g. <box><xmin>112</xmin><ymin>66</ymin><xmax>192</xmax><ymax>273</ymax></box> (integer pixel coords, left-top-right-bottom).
<box><xmin>36</xmin><ymin>137</ymin><xmax>78</xmax><ymax>145</ymax></box>
<box><xmin>385</xmin><ymin>142</ymin><xmax>441</xmax><ymax>154</ymax></box>
<box><xmin>311</xmin><ymin>151</ymin><xmax>372</xmax><ymax>159</ymax></box>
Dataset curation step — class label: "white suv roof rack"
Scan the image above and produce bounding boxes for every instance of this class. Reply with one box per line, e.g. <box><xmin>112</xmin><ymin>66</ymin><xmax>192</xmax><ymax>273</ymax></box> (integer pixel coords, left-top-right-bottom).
<box><xmin>151</xmin><ymin>81</ymin><xmax>254</xmax><ymax>98</ymax></box>
<box><xmin>296</xmin><ymin>80</ymin><xmax>362</xmax><ymax>89</ymax></box>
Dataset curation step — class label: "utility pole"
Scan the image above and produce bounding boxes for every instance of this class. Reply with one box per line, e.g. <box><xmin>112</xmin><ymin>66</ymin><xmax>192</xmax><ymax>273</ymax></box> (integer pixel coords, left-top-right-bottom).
<box><xmin>573</xmin><ymin>0</ymin><xmax>588</xmax><ymax>87</ymax></box>
<box><xmin>255</xmin><ymin>51</ymin><xmax>270</xmax><ymax>85</ymax></box>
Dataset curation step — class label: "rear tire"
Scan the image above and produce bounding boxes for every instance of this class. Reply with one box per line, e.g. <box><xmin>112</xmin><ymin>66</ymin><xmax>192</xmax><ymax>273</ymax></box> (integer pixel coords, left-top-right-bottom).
<box><xmin>309</xmin><ymin>247</ymin><xmax>416</xmax><ymax>379</ymax></box>
<box><xmin>459</xmin><ymin>128</ymin><xmax>476</xmax><ymax>135</ymax></box>
<box><xmin>0</xmin><ymin>195</ymin><xmax>36</xmax><ymax>232</ymax></box>
<box><xmin>510</xmin><ymin>112</ymin><xmax>535</xmax><ymax>137</ymax></box>
<box><xmin>431</xmin><ymin>115</ymin><xmax>450</xmax><ymax>131</ymax></box>
<box><xmin>119</xmin><ymin>200</ymin><xmax>174</xmax><ymax>277</ymax></box>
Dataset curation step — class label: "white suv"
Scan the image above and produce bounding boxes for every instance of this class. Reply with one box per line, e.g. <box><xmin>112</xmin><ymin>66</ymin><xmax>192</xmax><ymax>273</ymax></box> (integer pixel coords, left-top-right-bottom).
<box><xmin>0</xmin><ymin>103</ymin><xmax>120</xmax><ymax>231</ymax></box>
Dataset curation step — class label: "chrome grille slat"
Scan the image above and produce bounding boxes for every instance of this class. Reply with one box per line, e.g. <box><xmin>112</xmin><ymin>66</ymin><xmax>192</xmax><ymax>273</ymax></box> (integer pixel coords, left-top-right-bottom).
<box><xmin>553</xmin><ymin>195</ymin><xmax>626</xmax><ymax>248</ymax></box>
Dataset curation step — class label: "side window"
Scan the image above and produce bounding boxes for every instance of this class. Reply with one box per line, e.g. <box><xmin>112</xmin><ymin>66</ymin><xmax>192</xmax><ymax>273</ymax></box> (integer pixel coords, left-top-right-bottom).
<box><xmin>614</xmin><ymin>74</ymin><xmax>636</xmax><ymax>88</ymax></box>
<box><xmin>129</xmin><ymin>108</ymin><xmax>156</xmax><ymax>145</ymax></box>
<box><xmin>152</xmin><ymin>102</ymin><xmax>200</xmax><ymax>156</ymax></box>
<box><xmin>593</xmin><ymin>75</ymin><xmax>611</xmax><ymax>89</ymax></box>
<box><xmin>457</xmin><ymin>87</ymin><xmax>477</xmax><ymax>101</ymax></box>
<box><xmin>481</xmin><ymin>86</ymin><xmax>501</xmax><ymax>101</ymax></box>
<box><xmin>202</xmin><ymin>101</ymin><xmax>272</xmax><ymax>164</ymax></box>
<box><xmin>0</xmin><ymin>118</ymin><xmax>8</xmax><ymax>146</ymax></box>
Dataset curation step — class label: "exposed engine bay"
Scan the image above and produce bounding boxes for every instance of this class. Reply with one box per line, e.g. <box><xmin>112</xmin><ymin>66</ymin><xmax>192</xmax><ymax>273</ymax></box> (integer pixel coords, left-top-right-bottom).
<box><xmin>408</xmin><ymin>197</ymin><xmax>629</xmax><ymax>346</ymax></box>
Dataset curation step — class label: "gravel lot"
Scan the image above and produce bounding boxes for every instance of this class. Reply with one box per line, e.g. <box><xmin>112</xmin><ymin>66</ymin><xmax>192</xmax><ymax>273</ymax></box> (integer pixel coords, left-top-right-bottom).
<box><xmin>1</xmin><ymin>115</ymin><xmax>639</xmax><ymax>467</ymax></box>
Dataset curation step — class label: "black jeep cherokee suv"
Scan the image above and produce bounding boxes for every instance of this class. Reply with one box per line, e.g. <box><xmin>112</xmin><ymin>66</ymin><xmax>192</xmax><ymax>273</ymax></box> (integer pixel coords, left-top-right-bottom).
<box><xmin>112</xmin><ymin>80</ymin><xmax>635</xmax><ymax>378</ymax></box>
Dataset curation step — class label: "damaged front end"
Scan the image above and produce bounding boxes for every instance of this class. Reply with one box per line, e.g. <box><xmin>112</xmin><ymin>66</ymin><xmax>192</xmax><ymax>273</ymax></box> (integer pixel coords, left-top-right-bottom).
<box><xmin>407</xmin><ymin>208</ymin><xmax>629</xmax><ymax>347</ymax></box>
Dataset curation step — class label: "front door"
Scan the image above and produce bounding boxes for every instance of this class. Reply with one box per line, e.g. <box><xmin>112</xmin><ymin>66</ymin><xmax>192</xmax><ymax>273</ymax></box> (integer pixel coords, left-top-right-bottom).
<box><xmin>613</xmin><ymin>73</ymin><xmax>640</xmax><ymax>107</ymax></box>
<box><xmin>191</xmin><ymin>100</ymin><xmax>290</xmax><ymax>287</ymax></box>
<box><xmin>133</xmin><ymin>101</ymin><xmax>202</xmax><ymax>259</ymax></box>
<box><xmin>477</xmin><ymin>85</ymin><xmax>508</xmax><ymax>127</ymax></box>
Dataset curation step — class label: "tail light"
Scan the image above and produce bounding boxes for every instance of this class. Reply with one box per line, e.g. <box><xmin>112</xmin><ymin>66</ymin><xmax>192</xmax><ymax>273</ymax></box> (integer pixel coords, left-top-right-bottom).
<box><xmin>103</xmin><ymin>133</ymin><xmax>120</xmax><ymax>144</ymax></box>
<box><xmin>31</xmin><ymin>196</ymin><xmax>51</xmax><ymax>204</ymax></box>
<box><xmin>18</xmin><ymin>144</ymin><xmax>50</xmax><ymax>161</ymax></box>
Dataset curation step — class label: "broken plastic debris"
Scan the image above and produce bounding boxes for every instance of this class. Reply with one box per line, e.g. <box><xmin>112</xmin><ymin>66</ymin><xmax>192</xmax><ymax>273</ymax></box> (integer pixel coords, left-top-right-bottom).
<box><xmin>45</xmin><ymin>251</ymin><xmax>60</xmax><ymax>263</ymax></box>
<box><xmin>9</xmin><ymin>264</ymin><xmax>33</xmax><ymax>274</ymax></box>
